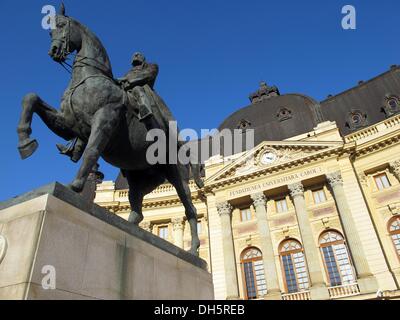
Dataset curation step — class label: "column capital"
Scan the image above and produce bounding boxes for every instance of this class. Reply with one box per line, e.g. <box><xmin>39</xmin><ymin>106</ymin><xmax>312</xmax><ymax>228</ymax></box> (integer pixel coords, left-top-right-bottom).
<box><xmin>216</xmin><ymin>201</ymin><xmax>233</xmax><ymax>216</ymax></box>
<box><xmin>288</xmin><ymin>182</ymin><xmax>304</xmax><ymax>198</ymax></box>
<box><xmin>140</xmin><ymin>221</ymin><xmax>152</xmax><ymax>232</ymax></box>
<box><xmin>251</xmin><ymin>192</ymin><xmax>267</xmax><ymax>207</ymax></box>
<box><xmin>326</xmin><ymin>171</ymin><xmax>343</xmax><ymax>188</ymax></box>
<box><xmin>390</xmin><ymin>160</ymin><xmax>400</xmax><ymax>180</ymax></box>
<box><xmin>172</xmin><ymin>217</ymin><xmax>185</xmax><ymax>231</ymax></box>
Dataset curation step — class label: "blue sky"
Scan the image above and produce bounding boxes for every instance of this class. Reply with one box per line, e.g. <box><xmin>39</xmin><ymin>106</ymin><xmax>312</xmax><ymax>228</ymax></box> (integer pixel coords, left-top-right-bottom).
<box><xmin>0</xmin><ymin>0</ymin><xmax>399</xmax><ymax>200</ymax></box>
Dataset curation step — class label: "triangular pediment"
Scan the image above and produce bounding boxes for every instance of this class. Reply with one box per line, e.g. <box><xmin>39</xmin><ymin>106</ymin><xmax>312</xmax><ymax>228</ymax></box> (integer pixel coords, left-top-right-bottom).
<box><xmin>205</xmin><ymin>141</ymin><xmax>343</xmax><ymax>184</ymax></box>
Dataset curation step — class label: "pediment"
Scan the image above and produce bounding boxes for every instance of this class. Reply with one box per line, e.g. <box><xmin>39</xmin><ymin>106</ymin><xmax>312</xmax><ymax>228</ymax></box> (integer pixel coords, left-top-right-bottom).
<box><xmin>205</xmin><ymin>141</ymin><xmax>343</xmax><ymax>184</ymax></box>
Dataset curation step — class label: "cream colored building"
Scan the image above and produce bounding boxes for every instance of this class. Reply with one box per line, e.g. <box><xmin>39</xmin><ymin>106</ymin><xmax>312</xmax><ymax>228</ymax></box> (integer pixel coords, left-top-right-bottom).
<box><xmin>94</xmin><ymin>68</ymin><xmax>400</xmax><ymax>300</ymax></box>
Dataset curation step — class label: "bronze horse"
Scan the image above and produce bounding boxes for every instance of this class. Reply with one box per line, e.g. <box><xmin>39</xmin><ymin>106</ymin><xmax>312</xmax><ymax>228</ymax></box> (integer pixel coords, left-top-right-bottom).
<box><xmin>17</xmin><ymin>5</ymin><xmax>203</xmax><ymax>255</ymax></box>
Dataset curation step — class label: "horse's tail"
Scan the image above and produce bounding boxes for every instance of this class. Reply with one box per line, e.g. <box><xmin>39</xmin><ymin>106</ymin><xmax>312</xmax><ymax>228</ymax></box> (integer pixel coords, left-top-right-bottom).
<box><xmin>190</xmin><ymin>162</ymin><xmax>204</xmax><ymax>189</ymax></box>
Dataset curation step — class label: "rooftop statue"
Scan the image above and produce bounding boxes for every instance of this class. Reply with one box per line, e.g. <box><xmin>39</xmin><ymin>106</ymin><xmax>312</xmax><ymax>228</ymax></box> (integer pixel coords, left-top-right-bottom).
<box><xmin>16</xmin><ymin>4</ymin><xmax>203</xmax><ymax>255</ymax></box>
<box><xmin>249</xmin><ymin>81</ymin><xmax>280</xmax><ymax>103</ymax></box>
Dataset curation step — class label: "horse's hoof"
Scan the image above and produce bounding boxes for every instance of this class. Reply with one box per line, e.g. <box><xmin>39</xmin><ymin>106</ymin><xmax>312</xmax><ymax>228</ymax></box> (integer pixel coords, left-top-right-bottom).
<box><xmin>18</xmin><ymin>138</ymin><xmax>38</xmax><ymax>159</ymax></box>
<box><xmin>67</xmin><ymin>182</ymin><xmax>84</xmax><ymax>193</ymax></box>
<box><xmin>188</xmin><ymin>248</ymin><xmax>199</xmax><ymax>256</ymax></box>
<box><xmin>128</xmin><ymin>212</ymin><xmax>144</xmax><ymax>225</ymax></box>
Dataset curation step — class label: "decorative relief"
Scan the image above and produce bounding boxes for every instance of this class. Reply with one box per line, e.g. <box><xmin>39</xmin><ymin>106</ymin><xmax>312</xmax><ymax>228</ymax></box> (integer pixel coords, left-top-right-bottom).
<box><xmin>388</xmin><ymin>202</ymin><xmax>400</xmax><ymax>216</ymax></box>
<box><xmin>377</xmin><ymin>191</ymin><xmax>400</xmax><ymax>205</ymax></box>
<box><xmin>288</xmin><ymin>182</ymin><xmax>304</xmax><ymax>198</ymax></box>
<box><xmin>140</xmin><ymin>221</ymin><xmax>152</xmax><ymax>232</ymax></box>
<box><xmin>358</xmin><ymin>173</ymin><xmax>368</xmax><ymax>187</ymax></box>
<box><xmin>172</xmin><ymin>217</ymin><xmax>184</xmax><ymax>231</ymax></box>
<box><xmin>245</xmin><ymin>235</ymin><xmax>253</xmax><ymax>246</ymax></box>
<box><xmin>272</xmin><ymin>215</ymin><xmax>296</xmax><ymax>228</ymax></box>
<box><xmin>0</xmin><ymin>235</ymin><xmax>7</xmax><ymax>265</ymax></box>
<box><xmin>251</xmin><ymin>193</ymin><xmax>266</xmax><ymax>207</ymax></box>
<box><xmin>326</xmin><ymin>171</ymin><xmax>343</xmax><ymax>188</ymax></box>
<box><xmin>235</xmin><ymin>223</ymin><xmax>258</xmax><ymax>235</ymax></box>
<box><xmin>314</xmin><ymin>218</ymin><xmax>341</xmax><ymax>235</ymax></box>
<box><xmin>312</xmin><ymin>206</ymin><xmax>335</xmax><ymax>218</ymax></box>
<box><xmin>233</xmin><ymin>146</ymin><xmax>322</xmax><ymax>177</ymax></box>
<box><xmin>390</xmin><ymin>160</ymin><xmax>400</xmax><ymax>181</ymax></box>
<box><xmin>216</xmin><ymin>201</ymin><xmax>233</xmax><ymax>216</ymax></box>
<box><xmin>276</xmin><ymin>227</ymin><xmax>300</xmax><ymax>242</ymax></box>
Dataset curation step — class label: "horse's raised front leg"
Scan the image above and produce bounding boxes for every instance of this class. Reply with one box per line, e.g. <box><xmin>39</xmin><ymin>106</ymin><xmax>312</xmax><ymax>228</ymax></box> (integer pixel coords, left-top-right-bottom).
<box><xmin>17</xmin><ymin>93</ymin><xmax>75</xmax><ymax>159</ymax></box>
<box><xmin>69</xmin><ymin>106</ymin><xmax>120</xmax><ymax>193</ymax></box>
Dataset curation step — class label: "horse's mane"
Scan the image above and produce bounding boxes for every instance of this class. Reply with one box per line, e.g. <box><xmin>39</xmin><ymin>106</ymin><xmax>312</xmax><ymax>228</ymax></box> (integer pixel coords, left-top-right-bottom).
<box><xmin>65</xmin><ymin>15</ymin><xmax>114</xmax><ymax>78</ymax></box>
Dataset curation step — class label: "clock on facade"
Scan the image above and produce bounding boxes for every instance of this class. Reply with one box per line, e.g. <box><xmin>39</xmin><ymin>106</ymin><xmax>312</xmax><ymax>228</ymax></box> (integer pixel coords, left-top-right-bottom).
<box><xmin>260</xmin><ymin>151</ymin><xmax>278</xmax><ymax>165</ymax></box>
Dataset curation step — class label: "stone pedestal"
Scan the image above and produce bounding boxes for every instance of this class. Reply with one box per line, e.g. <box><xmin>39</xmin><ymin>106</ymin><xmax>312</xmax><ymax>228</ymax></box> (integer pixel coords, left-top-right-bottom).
<box><xmin>0</xmin><ymin>183</ymin><xmax>214</xmax><ymax>300</ymax></box>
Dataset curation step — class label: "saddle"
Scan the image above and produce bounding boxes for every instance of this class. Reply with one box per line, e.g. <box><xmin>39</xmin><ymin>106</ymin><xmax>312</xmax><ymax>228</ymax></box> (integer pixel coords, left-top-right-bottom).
<box><xmin>120</xmin><ymin>83</ymin><xmax>176</xmax><ymax>130</ymax></box>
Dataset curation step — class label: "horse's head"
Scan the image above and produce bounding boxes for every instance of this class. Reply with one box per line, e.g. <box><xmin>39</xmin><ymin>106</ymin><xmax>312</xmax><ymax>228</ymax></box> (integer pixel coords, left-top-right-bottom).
<box><xmin>48</xmin><ymin>4</ymin><xmax>80</xmax><ymax>63</ymax></box>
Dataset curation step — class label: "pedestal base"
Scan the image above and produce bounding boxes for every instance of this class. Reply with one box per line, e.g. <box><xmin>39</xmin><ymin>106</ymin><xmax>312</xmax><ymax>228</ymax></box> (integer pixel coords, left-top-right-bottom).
<box><xmin>0</xmin><ymin>183</ymin><xmax>214</xmax><ymax>300</ymax></box>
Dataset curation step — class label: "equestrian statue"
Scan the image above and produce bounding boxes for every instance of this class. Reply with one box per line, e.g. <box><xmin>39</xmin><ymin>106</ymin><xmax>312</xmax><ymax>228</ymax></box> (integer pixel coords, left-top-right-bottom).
<box><xmin>16</xmin><ymin>4</ymin><xmax>203</xmax><ymax>255</ymax></box>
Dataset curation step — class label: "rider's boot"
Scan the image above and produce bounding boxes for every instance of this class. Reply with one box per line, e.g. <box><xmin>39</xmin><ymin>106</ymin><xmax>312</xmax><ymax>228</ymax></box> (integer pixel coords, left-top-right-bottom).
<box><xmin>56</xmin><ymin>137</ymin><xmax>86</xmax><ymax>163</ymax></box>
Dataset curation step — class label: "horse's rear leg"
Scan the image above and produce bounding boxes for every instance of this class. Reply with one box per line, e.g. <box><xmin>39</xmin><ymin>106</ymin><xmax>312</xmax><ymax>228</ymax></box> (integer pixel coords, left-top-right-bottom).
<box><xmin>166</xmin><ymin>165</ymin><xmax>200</xmax><ymax>256</ymax></box>
<box><xmin>69</xmin><ymin>107</ymin><xmax>120</xmax><ymax>192</ymax></box>
<box><xmin>17</xmin><ymin>93</ymin><xmax>75</xmax><ymax>159</ymax></box>
<box><xmin>125</xmin><ymin>170</ymin><xmax>165</xmax><ymax>226</ymax></box>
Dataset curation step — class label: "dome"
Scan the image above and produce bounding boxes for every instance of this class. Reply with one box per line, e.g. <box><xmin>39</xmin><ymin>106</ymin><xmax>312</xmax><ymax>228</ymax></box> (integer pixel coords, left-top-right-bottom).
<box><xmin>218</xmin><ymin>83</ymin><xmax>324</xmax><ymax>146</ymax></box>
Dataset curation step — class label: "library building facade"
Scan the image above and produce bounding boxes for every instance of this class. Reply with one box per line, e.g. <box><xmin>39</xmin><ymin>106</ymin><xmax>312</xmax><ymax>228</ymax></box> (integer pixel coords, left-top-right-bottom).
<box><xmin>94</xmin><ymin>66</ymin><xmax>400</xmax><ymax>300</ymax></box>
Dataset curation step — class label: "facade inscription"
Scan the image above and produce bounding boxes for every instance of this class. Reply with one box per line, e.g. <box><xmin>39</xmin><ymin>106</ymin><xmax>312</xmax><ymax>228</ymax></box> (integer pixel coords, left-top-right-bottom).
<box><xmin>228</xmin><ymin>167</ymin><xmax>324</xmax><ymax>198</ymax></box>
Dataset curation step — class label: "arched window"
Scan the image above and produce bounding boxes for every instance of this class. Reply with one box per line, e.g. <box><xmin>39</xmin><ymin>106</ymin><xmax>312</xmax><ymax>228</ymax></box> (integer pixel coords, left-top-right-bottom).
<box><xmin>240</xmin><ymin>248</ymin><xmax>267</xmax><ymax>299</ymax></box>
<box><xmin>280</xmin><ymin>239</ymin><xmax>310</xmax><ymax>293</ymax></box>
<box><xmin>389</xmin><ymin>217</ymin><xmax>400</xmax><ymax>259</ymax></box>
<box><xmin>319</xmin><ymin>230</ymin><xmax>356</xmax><ymax>287</ymax></box>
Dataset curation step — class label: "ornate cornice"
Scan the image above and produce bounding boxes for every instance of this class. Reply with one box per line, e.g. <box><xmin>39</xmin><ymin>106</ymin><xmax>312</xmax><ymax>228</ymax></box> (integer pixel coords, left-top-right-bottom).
<box><xmin>216</xmin><ymin>201</ymin><xmax>233</xmax><ymax>216</ymax></box>
<box><xmin>353</xmin><ymin>131</ymin><xmax>400</xmax><ymax>158</ymax></box>
<box><xmin>288</xmin><ymin>182</ymin><xmax>304</xmax><ymax>198</ymax></box>
<box><xmin>326</xmin><ymin>171</ymin><xmax>344</xmax><ymax>188</ymax></box>
<box><xmin>251</xmin><ymin>192</ymin><xmax>267</xmax><ymax>207</ymax></box>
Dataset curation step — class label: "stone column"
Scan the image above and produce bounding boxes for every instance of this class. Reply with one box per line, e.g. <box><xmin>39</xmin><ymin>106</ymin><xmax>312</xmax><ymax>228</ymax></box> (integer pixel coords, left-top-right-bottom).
<box><xmin>172</xmin><ymin>217</ymin><xmax>185</xmax><ymax>248</ymax></box>
<box><xmin>288</xmin><ymin>182</ymin><xmax>330</xmax><ymax>300</ymax></box>
<box><xmin>251</xmin><ymin>193</ymin><xmax>281</xmax><ymax>300</ymax></box>
<box><xmin>216</xmin><ymin>201</ymin><xmax>240</xmax><ymax>300</ymax></box>
<box><xmin>326</xmin><ymin>171</ymin><xmax>378</xmax><ymax>293</ymax></box>
<box><xmin>390</xmin><ymin>160</ymin><xmax>400</xmax><ymax>181</ymax></box>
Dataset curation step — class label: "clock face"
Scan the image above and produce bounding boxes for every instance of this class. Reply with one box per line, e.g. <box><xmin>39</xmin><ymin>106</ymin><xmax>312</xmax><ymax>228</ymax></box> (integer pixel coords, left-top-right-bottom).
<box><xmin>260</xmin><ymin>152</ymin><xmax>277</xmax><ymax>165</ymax></box>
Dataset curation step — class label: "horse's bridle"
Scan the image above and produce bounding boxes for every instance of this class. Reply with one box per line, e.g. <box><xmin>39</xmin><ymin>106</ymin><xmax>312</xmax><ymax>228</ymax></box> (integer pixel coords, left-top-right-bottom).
<box><xmin>52</xmin><ymin>17</ymin><xmax>112</xmax><ymax>78</ymax></box>
<box><xmin>52</xmin><ymin>16</ymin><xmax>72</xmax><ymax>62</ymax></box>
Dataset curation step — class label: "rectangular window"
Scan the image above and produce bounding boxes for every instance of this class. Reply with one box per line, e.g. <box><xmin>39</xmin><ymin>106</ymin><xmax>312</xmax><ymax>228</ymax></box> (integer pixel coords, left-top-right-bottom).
<box><xmin>313</xmin><ymin>189</ymin><xmax>327</xmax><ymax>204</ymax></box>
<box><xmin>158</xmin><ymin>226</ymin><xmax>169</xmax><ymax>239</ymax></box>
<box><xmin>240</xmin><ymin>208</ymin><xmax>252</xmax><ymax>221</ymax></box>
<box><xmin>276</xmin><ymin>199</ymin><xmax>288</xmax><ymax>213</ymax></box>
<box><xmin>374</xmin><ymin>173</ymin><xmax>391</xmax><ymax>190</ymax></box>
